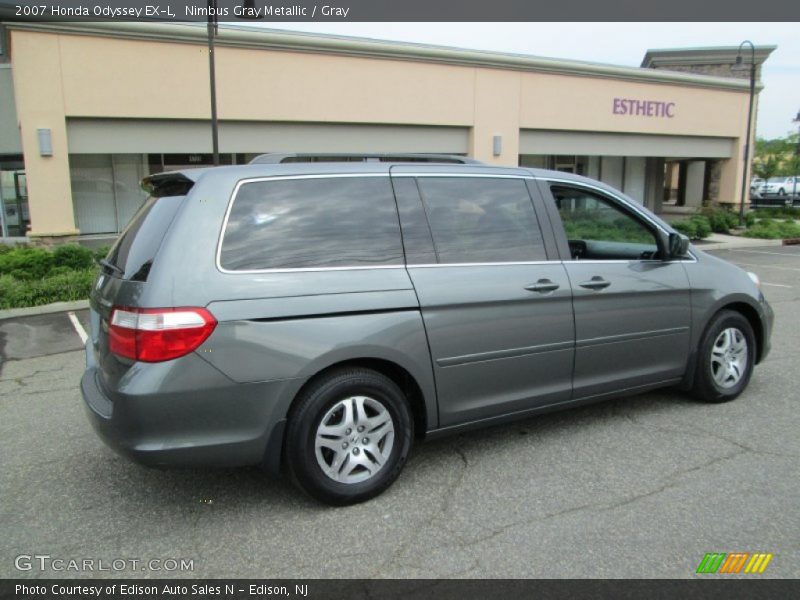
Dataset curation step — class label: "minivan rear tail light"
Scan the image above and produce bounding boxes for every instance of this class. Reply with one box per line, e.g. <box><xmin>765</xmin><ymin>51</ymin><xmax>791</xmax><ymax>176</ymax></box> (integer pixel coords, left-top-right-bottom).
<box><xmin>109</xmin><ymin>307</ymin><xmax>217</xmax><ymax>363</ymax></box>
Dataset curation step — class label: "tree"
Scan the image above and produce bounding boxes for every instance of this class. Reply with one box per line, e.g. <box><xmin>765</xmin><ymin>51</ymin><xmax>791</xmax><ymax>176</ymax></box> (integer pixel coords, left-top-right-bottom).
<box><xmin>753</xmin><ymin>133</ymin><xmax>799</xmax><ymax>178</ymax></box>
<box><xmin>754</xmin><ymin>154</ymin><xmax>780</xmax><ymax>180</ymax></box>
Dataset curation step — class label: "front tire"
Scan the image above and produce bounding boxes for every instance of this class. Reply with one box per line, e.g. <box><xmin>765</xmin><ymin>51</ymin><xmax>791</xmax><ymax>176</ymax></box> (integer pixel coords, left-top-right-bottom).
<box><xmin>285</xmin><ymin>368</ymin><xmax>413</xmax><ymax>506</ymax></box>
<box><xmin>691</xmin><ymin>310</ymin><xmax>755</xmax><ymax>403</ymax></box>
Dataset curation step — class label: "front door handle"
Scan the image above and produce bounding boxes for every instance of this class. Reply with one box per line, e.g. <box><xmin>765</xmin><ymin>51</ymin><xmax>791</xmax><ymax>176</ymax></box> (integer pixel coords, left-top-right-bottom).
<box><xmin>524</xmin><ymin>279</ymin><xmax>560</xmax><ymax>293</ymax></box>
<box><xmin>579</xmin><ymin>276</ymin><xmax>611</xmax><ymax>290</ymax></box>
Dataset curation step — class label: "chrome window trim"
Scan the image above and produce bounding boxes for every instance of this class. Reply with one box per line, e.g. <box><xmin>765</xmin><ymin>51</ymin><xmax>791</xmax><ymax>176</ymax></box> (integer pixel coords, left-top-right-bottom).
<box><xmin>217</xmin><ymin>265</ymin><xmax>407</xmax><ymax>274</ymax></box>
<box><xmin>409</xmin><ymin>258</ymin><xmax>696</xmax><ymax>267</ymax></box>
<box><xmin>393</xmin><ymin>173</ymin><xmax>534</xmax><ymax>179</ymax></box>
<box><xmin>569</xmin><ymin>257</ymin><xmax>697</xmax><ymax>264</ymax></box>
<box><xmin>409</xmin><ymin>261</ymin><xmax>556</xmax><ymax>268</ymax></box>
<box><xmin>216</xmin><ymin>173</ymin><xmax>399</xmax><ymax>275</ymax></box>
<box><xmin>537</xmin><ymin>176</ymin><xmax>668</xmax><ymax>234</ymax></box>
<box><xmin>216</xmin><ymin>172</ymin><xmax>697</xmax><ymax>274</ymax></box>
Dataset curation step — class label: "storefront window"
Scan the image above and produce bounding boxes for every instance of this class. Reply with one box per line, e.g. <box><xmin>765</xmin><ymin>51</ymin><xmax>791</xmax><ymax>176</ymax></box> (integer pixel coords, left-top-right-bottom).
<box><xmin>147</xmin><ymin>153</ymin><xmax>244</xmax><ymax>174</ymax></box>
<box><xmin>0</xmin><ymin>155</ymin><xmax>28</xmax><ymax>238</ymax></box>
<box><xmin>70</xmin><ymin>154</ymin><xmax>148</xmax><ymax>235</ymax></box>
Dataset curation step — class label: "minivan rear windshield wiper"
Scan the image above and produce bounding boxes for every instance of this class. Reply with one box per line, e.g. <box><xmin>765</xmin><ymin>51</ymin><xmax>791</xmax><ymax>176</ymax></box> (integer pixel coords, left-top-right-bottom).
<box><xmin>98</xmin><ymin>258</ymin><xmax>124</xmax><ymax>276</ymax></box>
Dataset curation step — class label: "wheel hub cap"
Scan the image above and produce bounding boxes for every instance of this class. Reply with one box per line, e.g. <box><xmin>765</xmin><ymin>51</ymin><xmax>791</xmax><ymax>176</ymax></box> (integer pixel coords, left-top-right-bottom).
<box><xmin>710</xmin><ymin>327</ymin><xmax>748</xmax><ymax>389</ymax></box>
<box><xmin>314</xmin><ymin>396</ymin><xmax>395</xmax><ymax>484</ymax></box>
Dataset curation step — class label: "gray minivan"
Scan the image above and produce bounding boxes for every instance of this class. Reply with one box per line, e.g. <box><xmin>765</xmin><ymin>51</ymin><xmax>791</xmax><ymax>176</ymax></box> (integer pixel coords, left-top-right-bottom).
<box><xmin>81</xmin><ymin>156</ymin><xmax>773</xmax><ymax>505</ymax></box>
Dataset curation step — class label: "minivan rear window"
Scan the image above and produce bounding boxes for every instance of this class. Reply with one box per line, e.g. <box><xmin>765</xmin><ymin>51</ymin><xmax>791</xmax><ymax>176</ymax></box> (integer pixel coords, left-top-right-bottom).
<box><xmin>104</xmin><ymin>195</ymin><xmax>185</xmax><ymax>281</ymax></box>
<box><xmin>219</xmin><ymin>177</ymin><xmax>404</xmax><ymax>271</ymax></box>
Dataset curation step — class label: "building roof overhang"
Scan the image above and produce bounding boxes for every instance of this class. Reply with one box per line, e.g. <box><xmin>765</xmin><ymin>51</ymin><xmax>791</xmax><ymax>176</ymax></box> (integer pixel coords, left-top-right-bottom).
<box><xmin>2</xmin><ymin>20</ymin><xmax>761</xmax><ymax>92</ymax></box>
<box><xmin>641</xmin><ymin>45</ymin><xmax>777</xmax><ymax>69</ymax></box>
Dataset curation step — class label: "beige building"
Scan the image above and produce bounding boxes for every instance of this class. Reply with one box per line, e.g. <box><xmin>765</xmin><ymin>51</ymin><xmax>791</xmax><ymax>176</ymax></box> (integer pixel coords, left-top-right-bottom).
<box><xmin>0</xmin><ymin>21</ymin><xmax>774</xmax><ymax>241</ymax></box>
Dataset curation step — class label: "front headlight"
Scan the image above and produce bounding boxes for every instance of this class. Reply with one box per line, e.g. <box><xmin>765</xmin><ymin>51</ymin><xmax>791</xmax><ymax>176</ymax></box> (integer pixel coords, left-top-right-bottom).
<box><xmin>747</xmin><ymin>271</ymin><xmax>761</xmax><ymax>289</ymax></box>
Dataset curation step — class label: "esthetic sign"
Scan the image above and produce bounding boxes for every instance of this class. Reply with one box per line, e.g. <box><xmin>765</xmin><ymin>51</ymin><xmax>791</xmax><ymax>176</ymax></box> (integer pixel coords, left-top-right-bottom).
<box><xmin>613</xmin><ymin>98</ymin><xmax>676</xmax><ymax>118</ymax></box>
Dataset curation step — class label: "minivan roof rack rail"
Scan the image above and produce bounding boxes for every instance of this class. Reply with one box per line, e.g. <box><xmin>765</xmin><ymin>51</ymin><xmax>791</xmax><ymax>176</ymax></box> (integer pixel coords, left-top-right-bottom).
<box><xmin>248</xmin><ymin>153</ymin><xmax>483</xmax><ymax>165</ymax></box>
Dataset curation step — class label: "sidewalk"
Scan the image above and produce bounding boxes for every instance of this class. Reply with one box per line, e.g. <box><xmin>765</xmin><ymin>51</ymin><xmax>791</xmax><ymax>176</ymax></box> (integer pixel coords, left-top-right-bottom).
<box><xmin>692</xmin><ymin>232</ymin><xmax>785</xmax><ymax>251</ymax></box>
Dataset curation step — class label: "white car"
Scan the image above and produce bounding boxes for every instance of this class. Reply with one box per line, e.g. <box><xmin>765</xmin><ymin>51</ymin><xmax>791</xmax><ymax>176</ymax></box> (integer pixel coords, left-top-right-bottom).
<box><xmin>760</xmin><ymin>176</ymin><xmax>800</xmax><ymax>196</ymax></box>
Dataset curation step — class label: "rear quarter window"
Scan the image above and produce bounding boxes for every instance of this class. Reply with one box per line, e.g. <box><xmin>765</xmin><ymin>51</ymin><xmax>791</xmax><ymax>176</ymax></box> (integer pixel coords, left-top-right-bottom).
<box><xmin>219</xmin><ymin>176</ymin><xmax>404</xmax><ymax>271</ymax></box>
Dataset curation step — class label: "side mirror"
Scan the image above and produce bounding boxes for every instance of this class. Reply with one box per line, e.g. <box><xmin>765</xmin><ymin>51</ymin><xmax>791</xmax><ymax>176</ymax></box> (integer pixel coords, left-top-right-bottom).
<box><xmin>667</xmin><ymin>232</ymin><xmax>690</xmax><ymax>260</ymax></box>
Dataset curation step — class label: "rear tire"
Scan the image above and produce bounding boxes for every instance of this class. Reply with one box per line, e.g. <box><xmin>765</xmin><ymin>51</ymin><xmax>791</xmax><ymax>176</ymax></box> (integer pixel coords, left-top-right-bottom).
<box><xmin>285</xmin><ymin>368</ymin><xmax>413</xmax><ymax>506</ymax></box>
<box><xmin>691</xmin><ymin>310</ymin><xmax>755</xmax><ymax>403</ymax></box>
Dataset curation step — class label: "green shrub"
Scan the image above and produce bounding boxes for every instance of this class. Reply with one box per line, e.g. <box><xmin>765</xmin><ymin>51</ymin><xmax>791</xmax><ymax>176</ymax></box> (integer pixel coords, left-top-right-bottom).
<box><xmin>672</xmin><ymin>219</ymin><xmax>698</xmax><ymax>239</ymax></box>
<box><xmin>744</xmin><ymin>219</ymin><xmax>800</xmax><ymax>240</ymax></box>
<box><xmin>0</xmin><ymin>275</ymin><xmax>28</xmax><ymax>307</ymax></box>
<box><xmin>752</xmin><ymin>207</ymin><xmax>798</xmax><ymax>220</ymax></box>
<box><xmin>745</xmin><ymin>211</ymin><xmax>757</xmax><ymax>228</ymax></box>
<box><xmin>7</xmin><ymin>268</ymin><xmax>36</xmax><ymax>281</ymax></box>
<box><xmin>0</xmin><ymin>268</ymin><xmax>97</xmax><ymax>309</ymax></box>
<box><xmin>48</xmin><ymin>266</ymin><xmax>74</xmax><ymax>277</ymax></box>
<box><xmin>690</xmin><ymin>215</ymin><xmax>712</xmax><ymax>239</ymax></box>
<box><xmin>673</xmin><ymin>216</ymin><xmax>712</xmax><ymax>240</ymax></box>
<box><xmin>53</xmin><ymin>244</ymin><xmax>95</xmax><ymax>271</ymax></box>
<box><xmin>0</xmin><ymin>247</ymin><xmax>55</xmax><ymax>279</ymax></box>
<box><xmin>700</xmin><ymin>206</ymin><xmax>739</xmax><ymax>234</ymax></box>
<box><xmin>0</xmin><ymin>243</ymin><xmax>105</xmax><ymax>308</ymax></box>
<box><xmin>561</xmin><ymin>214</ymin><xmax>654</xmax><ymax>245</ymax></box>
<box><xmin>93</xmin><ymin>246</ymin><xmax>112</xmax><ymax>262</ymax></box>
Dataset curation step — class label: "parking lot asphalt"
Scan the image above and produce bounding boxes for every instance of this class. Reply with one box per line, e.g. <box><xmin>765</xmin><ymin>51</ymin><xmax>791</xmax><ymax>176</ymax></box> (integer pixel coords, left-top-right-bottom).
<box><xmin>1</xmin><ymin>245</ymin><xmax>798</xmax><ymax>579</ymax></box>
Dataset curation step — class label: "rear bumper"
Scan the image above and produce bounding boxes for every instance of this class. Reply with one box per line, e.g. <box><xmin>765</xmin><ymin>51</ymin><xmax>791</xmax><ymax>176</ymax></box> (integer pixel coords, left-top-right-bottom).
<box><xmin>80</xmin><ymin>342</ymin><xmax>294</xmax><ymax>470</ymax></box>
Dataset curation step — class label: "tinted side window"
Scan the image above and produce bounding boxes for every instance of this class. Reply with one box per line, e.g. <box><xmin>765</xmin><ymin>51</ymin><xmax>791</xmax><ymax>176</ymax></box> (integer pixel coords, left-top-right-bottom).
<box><xmin>416</xmin><ymin>177</ymin><xmax>546</xmax><ymax>263</ymax></box>
<box><xmin>550</xmin><ymin>185</ymin><xmax>659</xmax><ymax>260</ymax></box>
<box><xmin>220</xmin><ymin>177</ymin><xmax>403</xmax><ymax>271</ymax></box>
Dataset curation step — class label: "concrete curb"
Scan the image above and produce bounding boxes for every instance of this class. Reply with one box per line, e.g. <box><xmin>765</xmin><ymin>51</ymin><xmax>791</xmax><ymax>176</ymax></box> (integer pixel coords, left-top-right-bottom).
<box><xmin>693</xmin><ymin>234</ymin><xmax>785</xmax><ymax>252</ymax></box>
<box><xmin>0</xmin><ymin>299</ymin><xmax>90</xmax><ymax>321</ymax></box>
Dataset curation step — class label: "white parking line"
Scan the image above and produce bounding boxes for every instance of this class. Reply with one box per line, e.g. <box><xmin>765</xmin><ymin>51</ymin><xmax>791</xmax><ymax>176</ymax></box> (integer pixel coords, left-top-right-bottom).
<box><xmin>729</xmin><ymin>249</ymin><xmax>800</xmax><ymax>257</ymax></box>
<box><xmin>761</xmin><ymin>282</ymin><xmax>793</xmax><ymax>288</ymax></box>
<box><xmin>67</xmin><ymin>311</ymin><xmax>88</xmax><ymax>344</ymax></box>
<box><xmin>730</xmin><ymin>261</ymin><xmax>800</xmax><ymax>273</ymax></box>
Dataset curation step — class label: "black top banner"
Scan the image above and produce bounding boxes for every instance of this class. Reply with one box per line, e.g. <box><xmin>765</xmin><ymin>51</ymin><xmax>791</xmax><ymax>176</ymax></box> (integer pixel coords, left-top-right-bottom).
<box><xmin>1</xmin><ymin>0</ymin><xmax>798</xmax><ymax>22</ymax></box>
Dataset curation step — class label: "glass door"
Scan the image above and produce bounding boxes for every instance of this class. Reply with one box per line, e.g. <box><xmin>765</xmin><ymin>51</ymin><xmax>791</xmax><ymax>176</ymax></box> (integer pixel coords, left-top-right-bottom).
<box><xmin>0</xmin><ymin>169</ymin><xmax>29</xmax><ymax>238</ymax></box>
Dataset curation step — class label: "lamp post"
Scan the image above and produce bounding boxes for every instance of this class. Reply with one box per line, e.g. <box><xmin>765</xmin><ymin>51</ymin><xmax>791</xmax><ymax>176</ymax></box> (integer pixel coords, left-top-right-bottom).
<box><xmin>206</xmin><ymin>0</ymin><xmax>220</xmax><ymax>166</ymax></box>
<box><xmin>793</xmin><ymin>109</ymin><xmax>800</xmax><ymax>201</ymax></box>
<box><xmin>207</xmin><ymin>1</ymin><xmax>261</xmax><ymax>167</ymax></box>
<box><xmin>731</xmin><ymin>41</ymin><xmax>756</xmax><ymax>226</ymax></box>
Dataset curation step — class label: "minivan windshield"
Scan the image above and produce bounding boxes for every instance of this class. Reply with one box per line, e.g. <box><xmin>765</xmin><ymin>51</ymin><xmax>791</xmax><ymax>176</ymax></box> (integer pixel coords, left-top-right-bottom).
<box><xmin>103</xmin><ymin>195</ymin><xmax>185</xmax><ymax>281</ymax></box>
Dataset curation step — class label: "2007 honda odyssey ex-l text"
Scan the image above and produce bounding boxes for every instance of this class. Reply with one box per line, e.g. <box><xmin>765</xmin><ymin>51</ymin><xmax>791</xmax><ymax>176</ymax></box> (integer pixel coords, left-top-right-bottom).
<box><xmin>81</xmin><ymin>154</ymin><xmax>773</xmax><ymax>505</ymax></box>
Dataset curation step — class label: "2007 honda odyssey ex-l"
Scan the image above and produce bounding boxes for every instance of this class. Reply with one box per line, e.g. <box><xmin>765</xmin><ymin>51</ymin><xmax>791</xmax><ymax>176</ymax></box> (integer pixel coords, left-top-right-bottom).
<box><xmin>81</xmin><ymin>154</ymin><xmax>773</xmax><ymax>505</ymax></box>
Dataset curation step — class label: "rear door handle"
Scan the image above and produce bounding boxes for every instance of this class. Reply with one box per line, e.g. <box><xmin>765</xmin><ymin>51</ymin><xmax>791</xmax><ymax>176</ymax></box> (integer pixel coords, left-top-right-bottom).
<box><xmin>579</xmin><ymin>276</ymin><xmax>611</xmax><ymax>290</ymax></box>
<box><xmin>524</xmin><ymin>279</ymin><xmax>560</xmax><ymax>293</ymax></box>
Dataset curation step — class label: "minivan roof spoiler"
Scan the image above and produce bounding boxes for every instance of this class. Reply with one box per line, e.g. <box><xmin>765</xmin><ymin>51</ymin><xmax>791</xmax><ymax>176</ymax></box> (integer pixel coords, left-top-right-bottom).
<box><xmin>249</xmin><ymin>153</ymin><xmax>483</xmax><ymax>165</ymax></box>
<box><xmin>141</xmin><ymin>171</ymin><xmax>201</xmax><ymax>197</ymax></box>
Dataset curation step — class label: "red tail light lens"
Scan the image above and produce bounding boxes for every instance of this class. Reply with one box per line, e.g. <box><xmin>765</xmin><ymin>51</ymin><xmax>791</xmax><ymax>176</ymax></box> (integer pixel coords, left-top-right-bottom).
<box><xmin>109</xmin><ymin>307</ymin><xmax>217</xmax><ymax>363</ymax></box>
